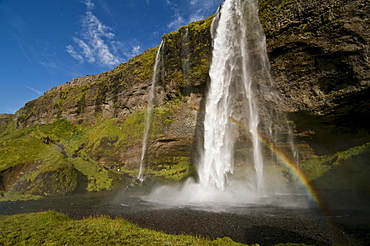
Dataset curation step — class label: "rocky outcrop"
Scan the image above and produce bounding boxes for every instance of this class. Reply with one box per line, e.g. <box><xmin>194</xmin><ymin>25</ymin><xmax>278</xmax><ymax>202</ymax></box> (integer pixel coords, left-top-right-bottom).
<box><xmin>0</xmin><ymin>114</ymin><xmax>13</xmax><ymax>127</ymax></box>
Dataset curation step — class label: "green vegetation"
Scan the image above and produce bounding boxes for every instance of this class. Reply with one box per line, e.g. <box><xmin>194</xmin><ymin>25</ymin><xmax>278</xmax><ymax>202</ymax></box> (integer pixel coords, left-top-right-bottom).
<box><xmin>0</xmin><ymin>119</ymin><xmax>78</xmax><ymax>171</ymax></box>
<box><xmin>70</xmin><ymin>158</ymin><xmax>114</xmax><ymax>192</ymax></box>
<box><xmin>0</xmin><ymin>119</ymin><xmax>119</xmax><ymax>199</ymax></box>
<box><xmin>0</xmin><ymin>211</ymin><xmax>323</xmax><ymax>246</ymax></box>
<box><xmin>259</xmin><ymin>0</ymin><xmax>299</xmax><ymax>26</ymax></box>
<box><xmin>0</xmin><ymin>193</ymin><xmax>43</xmax><ymax>201</ymax></box>
<box><xmin>0</xmin><ymin>105</ymin><xmax>194</xmax><ymax>200</ymax></box>
<box><xmin>2</xmin><ymin>104</ymin><xmax>369</xmax><ymax>200</ymax></box>
<box><xmin>148</xmin><ymin>157</ymin><xmax>191</xmax><ymax>182</ymax></box>
<box><xmin>0</xmin><ymin>211</ymin><xmax>249</xmax><ymax>246</ymax></box>
<box><xmin>160</xmin><ymin>14</ymin><xmax>213</xmax><ymax>92</ymax></box>
<box><xmin>300</xmin><ymin>142</ymin><xmax>370</xmax><ymax>190</ymax></box>
<box><xmin>0</xmin><ymin>137</ymin><xmax>50</xmax><ymax>171</ymax></box>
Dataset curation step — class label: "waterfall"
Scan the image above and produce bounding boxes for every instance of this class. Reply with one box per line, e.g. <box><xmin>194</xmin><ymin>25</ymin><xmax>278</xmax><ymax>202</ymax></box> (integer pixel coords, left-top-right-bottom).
<box><xmin>199</xmin><ymin>0</ymin><xmax>270</xmax><ymax>194</ymax></box>
<box><xmin>145</xmin><ymin>0</ymin><xmax>305</xmax><ymax>206</ymax></box>
<box><xmin>137</xmin><ymin>41</ymin><xmax>164</xmax><ymax>181</ymax></box>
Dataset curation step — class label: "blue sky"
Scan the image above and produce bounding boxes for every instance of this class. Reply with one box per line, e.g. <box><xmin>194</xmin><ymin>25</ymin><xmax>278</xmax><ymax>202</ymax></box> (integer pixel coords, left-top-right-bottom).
<box><xmin>0</xmin><ymin>0</ymin><xmax>223</xmax><ymax>114</ymax></box>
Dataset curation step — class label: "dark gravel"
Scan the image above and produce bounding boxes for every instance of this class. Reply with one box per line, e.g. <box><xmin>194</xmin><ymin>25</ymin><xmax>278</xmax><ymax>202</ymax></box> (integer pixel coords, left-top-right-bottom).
<box><xmin>0</xmin><ymin>191</ymin><xmax>369</xmax><ymax>246</ymax></box>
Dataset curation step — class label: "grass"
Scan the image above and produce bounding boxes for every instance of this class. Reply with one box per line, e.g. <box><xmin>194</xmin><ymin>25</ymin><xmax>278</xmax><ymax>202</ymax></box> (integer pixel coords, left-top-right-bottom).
<box><xmin>300</xmin><ymin>142</ymin><xmax>370</xmax><ymax>190</ymax></box>
<box><xmin>71</xmin><ymin>157</ymin><xmax>116</xmax><ymax>192</ymax></box>
<box><xmin>148</xmin><ymin>157</ymin><xmax>191</xmax><ymax>182</ymax></box>
<box><xmin>0</xmin><ymin>211</ymin><xmax>329</xmax><ymax>246</ymax></box>
<box><xmin>300</xmin><ymin>142</ymin><xmax>370</xmax><ymax>181</ymax></box>
<box><xmin>0</xmin><ymin>193</ymin><xmax>43</xmax><ymax>202</ymax></box>
<box><xmin>0</xmin><ymin>211</ymin><xmax>249</xmax><ymax>246</ymax></box>
<box><xmin>0</xmin><ymin>137</ymin><xmax>49</xmax><ymax>171</ymax></box>
<box><xmin>0</xmin><ymin>119</ymin><xmax>79</xmax><ymax>171</ymax></box>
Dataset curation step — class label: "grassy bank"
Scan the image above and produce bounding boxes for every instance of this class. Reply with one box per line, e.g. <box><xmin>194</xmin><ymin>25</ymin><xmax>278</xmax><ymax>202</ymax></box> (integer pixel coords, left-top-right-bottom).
<box><xmin>0</xmin><ymin>211</ymin><xmax>246</xmax><ymax>246</ymax></box>
<box><xmin>0</xmin><ymin>211</ymin><xmax>323</xmax><ymax>246</ymax></box>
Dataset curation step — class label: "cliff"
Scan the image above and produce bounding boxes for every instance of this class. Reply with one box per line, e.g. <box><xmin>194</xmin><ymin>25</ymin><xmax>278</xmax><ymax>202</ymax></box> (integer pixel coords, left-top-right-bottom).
<box><xmin>1</xmin><ymin>0</ymin><xmax>369</xmax><ymax>199</ymax></box>
<box><xmin>261</xmin><ymin>0</ymin><xmax>370</xmax><ymax>154</ymax></box>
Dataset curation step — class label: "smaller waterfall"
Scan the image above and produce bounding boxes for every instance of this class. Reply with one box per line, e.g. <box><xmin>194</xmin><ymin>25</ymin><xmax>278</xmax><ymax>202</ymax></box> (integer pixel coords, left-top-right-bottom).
<box><xmin>137</xmin><ymin>41</ymin><xmax>164</xmax><ymax>181</ymax></box>
<box><xmin>181</xmin><ymin>27</ymin><xmax>190</xmax><ymax>80</ymax></box>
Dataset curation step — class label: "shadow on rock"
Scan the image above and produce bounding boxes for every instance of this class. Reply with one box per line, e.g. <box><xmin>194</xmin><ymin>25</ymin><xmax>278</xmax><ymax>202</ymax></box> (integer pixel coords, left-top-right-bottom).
<box><xmin>244</xmin><ymin>226</ymin><xmax>326</xmax><ymax>246</ymax></box>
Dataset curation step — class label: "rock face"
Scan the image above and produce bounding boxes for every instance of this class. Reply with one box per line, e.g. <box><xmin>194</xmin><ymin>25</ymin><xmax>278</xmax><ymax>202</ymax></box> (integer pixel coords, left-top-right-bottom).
<box><xmin>262</xmin><ymin>0</ymin><xmax>369</xmax><ymax>113</ymax></box>
<box><xmin>0</xmin><ymin>114</ymin><xmax>13</xmax><ymax>127</ymax></box>
<box><xmin>259</xmin><ymin>0</ymin><xmax>370</xmax><ymax>154</ymax></box>
<box><xmin>1</xmin><ymin>0</ymin><xmax>369</xmax><ymax>197</ymax></box>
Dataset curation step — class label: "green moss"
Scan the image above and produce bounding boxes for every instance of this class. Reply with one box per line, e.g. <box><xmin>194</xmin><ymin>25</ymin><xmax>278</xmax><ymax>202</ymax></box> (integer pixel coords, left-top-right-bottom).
<box><xmin>27</xmin><ymin>157</ymin><xmax>78</xmax><ymax>196</ymax></box>
<box><xmin>300</xmin><ymin>142</ymin><xmax>370</xmax><ymax>190</ymax></box>
<box><xmin>71</xmin><ymin>157</ymin><xmax>117</xmax><ymax>192</ymax></box>
<box><xmin>151</xmin><ymin>107</ymin><xmax>174</xmax><ymax>136</ymax></box>
<box><xmin>0</xmin><ymin>193</ymin><xmax>43</xmax><ymax>202</ymax></box>
<box><xmin>151</xmin><ymin>157</ymin><xmax>191</xmax><ymax>182</ymax></box>
<box><xmin>160</xmin><ymin>14</ymin><xmax>214</xmax><ymax>92</ymax></box>
<box><xmin>82</xmin><ymin>112</ymin><xmax>145</xmax><ymax>155</ymax></box>
<box><xmin>0</xmin><ymin>119</ymin><xmax>80</xmax><ymax>171</ymax></box>
<box><xmin>36</xmin><ymin>119</ymin><xmax>79</xmax><ymax>141</ymax></box>
<box><xmin>0</xmin><ymin>119</ymin><xmax>123</xmax><ymax>196</ymax></box>
<box><xmin>0</xmin><ymin>137</ymin><xmax>51</xmax><ymax>171</ymax></box>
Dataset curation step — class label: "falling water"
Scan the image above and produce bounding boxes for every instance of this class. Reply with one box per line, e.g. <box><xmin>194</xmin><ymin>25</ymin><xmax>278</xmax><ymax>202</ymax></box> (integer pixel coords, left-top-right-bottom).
<box><xmin>144</xmin><ymin>0</ymin><xmax>305</xmax><ymax>206</ymax></box>
<box><xmin>199</xmin><ymin>0</ymin><xmax>273</xmax><ymax>195</ymax></box>
<box><xmin>137</xmin><ymin>41</ymin><xmax>164</xmax><ymax>181</ymax></box>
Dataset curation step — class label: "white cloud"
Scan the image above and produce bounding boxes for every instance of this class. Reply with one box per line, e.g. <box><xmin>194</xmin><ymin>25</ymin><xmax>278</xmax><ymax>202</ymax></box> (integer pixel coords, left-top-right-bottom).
<box><xmin>83</xmin><ymin>0</ymin><xmax>95</xmax><ymax>11</ymax></box>
<box><xmin>188</xmin><ymin>1</ymin><xmax>220</xmax><ymax>22</ymax></box>
<box><xmin>66</xmin><ymin>45</ymin><xmax>84</xmax><ymax>62</ymax></box>
<box><xmin>25</xmin><ymin>86</ymin><xmax>43</xmax><ymax>95</ymax></box>
<box><xmin>123</xmin><ymin>44</ymin><xmax>142</xmax><ymax>58</ymax></box>
<box><xmin>132</xmin><ymin>45</ymin><xmax>141</xmax><ymax>56</ymax></box>
<box><xmin>189</xmin><ymin>11</ymin><xmax>205</xmax><ymax>22</ymax></box>
<box><xmin>131</xmin><ymin>45</ymin><xmax>141</xmax><ymax>56</ymax></box>
<box><xmin>66</xmin><ymin>0</ymin><xmax>123</xmax><ymax>68</ymax></box>
<box><xmin>167</xmin><ymin>1</ymin><xmax>221</xmax><ymax>31</ymax></box>
<box><xmin>167</xmin><ymin>3</ymin><xmax>187</xmax><ymax>30</ymax></box>
<box><xmin>167</xmin><ymin>14</ymin><xmax>186</xmax><ymax>29</ymax></box>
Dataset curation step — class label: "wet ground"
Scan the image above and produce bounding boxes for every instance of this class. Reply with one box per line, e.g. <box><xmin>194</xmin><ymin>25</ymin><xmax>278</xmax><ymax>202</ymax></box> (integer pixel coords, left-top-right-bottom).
<box><xmin>0</xmin><ymin>190</ymin><xmax>369</xmax><ymax>246</ymax></box>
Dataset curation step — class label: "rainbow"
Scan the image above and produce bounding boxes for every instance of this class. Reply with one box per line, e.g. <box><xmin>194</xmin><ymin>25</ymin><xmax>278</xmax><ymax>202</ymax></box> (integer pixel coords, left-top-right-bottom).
<box><xmin>227</xmin><ymin>117</ymin><xmax>328</xmax><ymax>215</ymax></box>
<box><xmin>257</xmin><ymin>133</ymin><xmax>329</xmax><ymax>216</ymax></box>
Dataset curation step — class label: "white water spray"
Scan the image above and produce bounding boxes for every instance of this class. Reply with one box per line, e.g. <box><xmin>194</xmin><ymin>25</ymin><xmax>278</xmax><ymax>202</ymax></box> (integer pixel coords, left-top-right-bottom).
<box><xmin>137</xmin><ymin>41</ymin><xmax>164</xmax><ymax>181</ymax></box>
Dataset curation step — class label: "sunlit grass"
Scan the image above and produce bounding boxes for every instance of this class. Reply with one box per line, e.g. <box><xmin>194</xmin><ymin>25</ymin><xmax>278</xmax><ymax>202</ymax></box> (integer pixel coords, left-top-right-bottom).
<box><xmin>0</xmin><ymin>211</ymin><xmax>250</xmax><ymax>246</ymax></box>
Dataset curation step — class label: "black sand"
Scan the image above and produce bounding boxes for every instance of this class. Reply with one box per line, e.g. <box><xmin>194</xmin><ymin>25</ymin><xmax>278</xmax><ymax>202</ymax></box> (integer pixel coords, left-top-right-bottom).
<box><xmin>0</xmin><ymin>191</ymin><xmax>369</xmax><ymax>246</ymax></box>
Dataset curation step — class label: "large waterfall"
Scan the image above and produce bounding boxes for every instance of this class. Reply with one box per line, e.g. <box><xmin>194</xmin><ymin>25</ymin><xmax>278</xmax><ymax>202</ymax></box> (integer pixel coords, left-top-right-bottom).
<box><xmin>200</xmin><ymin>0</ymin><xmax>266</xmax><ymax>194</ymax></box>
<box><xmin>145</xmin><ymin>0</ymin><xmax>304</xmax><ymax>206</ymax></box>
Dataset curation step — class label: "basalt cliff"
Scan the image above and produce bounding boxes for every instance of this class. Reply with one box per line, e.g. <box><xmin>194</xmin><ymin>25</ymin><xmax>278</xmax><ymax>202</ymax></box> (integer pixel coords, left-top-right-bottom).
<box><xmin>0</xmin><ymin>0</ymin><xmax>369</xmax><ymax>200</ymax></box>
